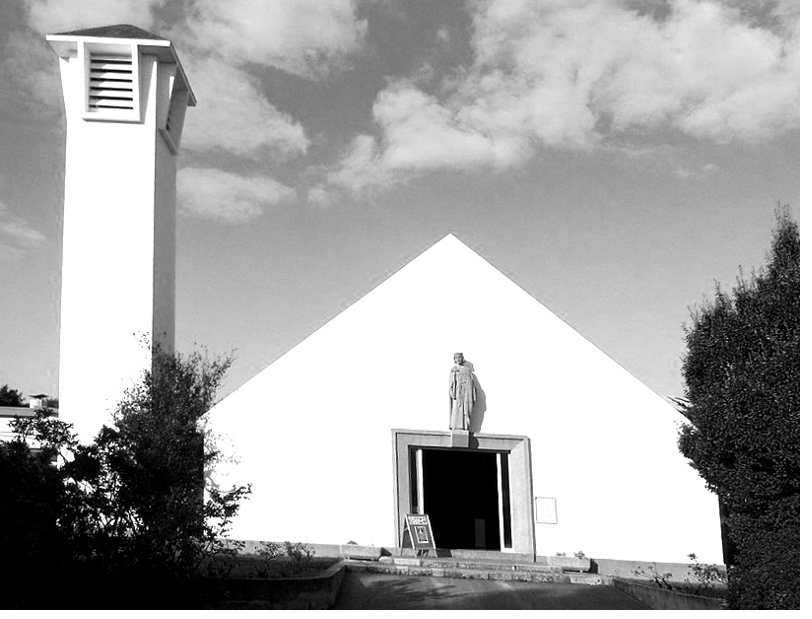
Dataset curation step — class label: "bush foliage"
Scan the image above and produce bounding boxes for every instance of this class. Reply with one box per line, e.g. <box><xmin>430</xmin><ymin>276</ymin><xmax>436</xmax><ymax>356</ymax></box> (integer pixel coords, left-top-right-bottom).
<box><xmin>1</xmin><ymin>348</ymin><xmax>250</xmax><ymax>608</ymax></box>
<box><xmin>0</xmin><ymin>383</ymin><xmax>27</xmax><ymax>406</ymax></box>
<box><xmin>677</xmin><ymin>211</ymin><xmax>799</xmax><ymax>610</ymax></box>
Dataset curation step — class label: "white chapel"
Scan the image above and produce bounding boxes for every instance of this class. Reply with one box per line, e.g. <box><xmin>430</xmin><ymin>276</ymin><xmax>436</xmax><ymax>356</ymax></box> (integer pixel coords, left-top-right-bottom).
<box><xmin>209</xmin><ymin>234</ymin><xmax>724</xmax><ymax>564</ymax></box>
<box><xmin>44</xmin><ymin>25</ymin><xmax>722</xmax><ymax>567</ymax></box>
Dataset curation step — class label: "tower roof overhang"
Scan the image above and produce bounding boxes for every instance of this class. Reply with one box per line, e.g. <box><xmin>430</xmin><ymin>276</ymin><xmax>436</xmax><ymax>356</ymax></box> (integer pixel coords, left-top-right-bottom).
<box><xmin>46</xmin><ymin>24</ymin><xmax>196</xmax><ymax>107</ymax></box>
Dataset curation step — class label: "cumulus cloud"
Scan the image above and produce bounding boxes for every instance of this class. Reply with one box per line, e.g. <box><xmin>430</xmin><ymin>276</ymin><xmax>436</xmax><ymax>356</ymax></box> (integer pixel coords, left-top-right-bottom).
<box><xmin>314</xmin><ymin>135</ymin><xmax>400</xmax><ymax>202</ymax></box>
<box><xmin>9</xmin><ymin>0</ymin><xmax>368</xmax><ymax>221</ymax></box>
<box><xmin>0</xmin><ymin>30</ymin><xmax>62</xmax><ymax>117</ymax></box>
<box><xmin>467</xmin><ymin>0</ymin><xmax>798</xmax><ymax>144</ymax></box>
<box><xmin>8</xmin><ymin>0</ymin><xmax>798</xmax><ymax>208</ymax></box>
<box><xmin>673</xmin><ymin>163</ymin><xmax>720</xmax><ymax>179</ymax></box>
<box><xmin>173</xmin><ymin>0</ymin><xmax>367</xmax><ymax>78</ymax></box>
<box><xmin>320</xmin><ymin>0</ymin><xmax>798</xmax><ymax>199</ymax></box>
<box><xmin>0</xmin><ymin>200</ymin><xmax>47</xmax><ymax>262</ymax></box>
<box><xmin>178</xmin><ymin>167</ymin><xmax>296</xmax><ymax>223</ymax></box>
<box><xmin>182</xmin><ymin>56</ymin><xmax>309</xmax><ymax>160</ymax></box>
<box><xmin>375</xmin><ymin>83</ymin><xmax>533</xmax><ymax>172</ymax></box>
<box><xmin>1</xmin><ymin>1</ymin><xmax>167</xmax><ymax>117</ymax></box>
<box><xmin>23</xmin><ymin>0</ymin><xmax>165</xmax><ymax>33</ymax></box>
<box><xmin>314</xmin><ymin>83</ymin><xmax>536</xmax><ymax>200</ymax></box>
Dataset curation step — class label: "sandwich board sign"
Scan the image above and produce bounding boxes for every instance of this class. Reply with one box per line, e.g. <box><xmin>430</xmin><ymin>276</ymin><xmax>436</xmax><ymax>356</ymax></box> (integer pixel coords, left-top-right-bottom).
<box><xmin>402</xmin><ymin>514</ymin><xmax>437</xmax><ymax>557</ymax></box>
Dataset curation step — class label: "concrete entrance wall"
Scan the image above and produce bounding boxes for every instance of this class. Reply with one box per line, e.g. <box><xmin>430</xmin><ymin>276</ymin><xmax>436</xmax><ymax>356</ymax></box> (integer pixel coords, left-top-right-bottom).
<box><xmin>392</xmin><ymin>430</ymin><xmax>534</xmax><ymax>555</ymax></box>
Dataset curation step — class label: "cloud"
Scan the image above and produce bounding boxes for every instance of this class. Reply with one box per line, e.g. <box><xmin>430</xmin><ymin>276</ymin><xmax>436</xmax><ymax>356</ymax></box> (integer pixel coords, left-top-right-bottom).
<box><xmin>314</xmin><ymin>135</ymin><xmax>400</xmax><ymax>201</ymax></box>
<box><xmin>466</xmin><ymin>0</ymin><xmax>798</xmax><ymax>143</ymax></box>
<box><xmin>0</xmin><ymin>245</ymin><xmax>24</xmax><ymax>262</ymax></box>
<box><xmin>178</xmin><ymin>168</ymin><xmax>296</xmax><ymax>223</ymax></box>
<box><xmin>673</xmin><ymin>163</ymin><xmax>720</xmax><ymax>179</ymax></box>
<box><xmin>375</xmin><ymin>82</ymin><xmax>533</xmax><ymax>172</ymax></box>
<box><xmin>172</xmin><ymin>0</ymin><xmax>367</xmax><ymax>78</ymax></box>
<box><xmin>12</xmin><ymin>1</ymin><xmax>313</xmax><ymax>161</ymax></box>
<box><xmin>0</xmin><ymin>30</ymin><xmax>62</xmax><ymax>117</ymax></box>
<box><xmin>7</xmin><ymin>0</ymin><xmax>354</xmax><ymax>222</ymax></box>
<box><xmin>23</xmin><ymin>0</ymin><xmax>165</xmax><ymax>33</ymax></box>
<box><xmin>314</xmin><ymin>83</ymin><xmax>536</xmax><ymax>199</ymax></box>
<box><xmin>182</xmin><ymin>56</ymin><xmax>309</xmax><ymax>160</ymax></box>
<box><xmin>306</xmin><ymin>185</ymin><xmax>334</xmax><ymax>208</ymax></box>
<box><xmin>0</xmin><ymin>200</ymin><xmax>47</xmax><ymax>262</ymax></box>
<box><xmin>8</xmin><ymin>0</ymin><xmax>366</xmax><ymax>216</ymax></box>
<box><xmin>318</xmin><ymin>0</ymin><xmax>798</xmax><ymax>199</ymax></box>
<box><xmin>9</xmin><ymin>0</ymin><xmax>798</xmax><ymax>208</ymax></box>
<box><xmin>1</xmin><ymin>1</ymin><xmax>166</xmax><ymax>117</ymax></box>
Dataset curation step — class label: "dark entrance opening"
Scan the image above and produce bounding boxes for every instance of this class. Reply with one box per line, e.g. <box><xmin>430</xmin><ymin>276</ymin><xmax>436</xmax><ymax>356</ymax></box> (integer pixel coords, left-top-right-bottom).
<box><xmin>421</xmin><ymin>449</ymin><xmax>502</xmax><ymax>550</ymax></box>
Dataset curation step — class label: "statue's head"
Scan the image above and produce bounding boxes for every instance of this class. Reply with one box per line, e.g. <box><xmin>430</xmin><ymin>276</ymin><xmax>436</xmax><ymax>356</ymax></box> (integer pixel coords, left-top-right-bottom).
<box><xmin>453</xmin><ymin>352</ymin><xmax>465</xmax><ymax>365</ymax></box>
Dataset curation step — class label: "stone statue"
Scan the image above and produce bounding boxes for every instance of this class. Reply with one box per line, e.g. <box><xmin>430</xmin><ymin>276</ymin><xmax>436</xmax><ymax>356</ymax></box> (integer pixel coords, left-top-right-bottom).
<box><xmin>449</xmin><ymin>352</ymin><xmax>476</xmax><ymax>431</ymax></box>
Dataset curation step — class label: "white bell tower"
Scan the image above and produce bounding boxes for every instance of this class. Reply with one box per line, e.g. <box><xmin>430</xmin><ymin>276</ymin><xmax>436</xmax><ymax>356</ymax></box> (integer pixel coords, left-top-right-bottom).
<box><xmin>47</xmin><ymin>25</ymin><xmax>196</xmax><ymax>441</ymax></box>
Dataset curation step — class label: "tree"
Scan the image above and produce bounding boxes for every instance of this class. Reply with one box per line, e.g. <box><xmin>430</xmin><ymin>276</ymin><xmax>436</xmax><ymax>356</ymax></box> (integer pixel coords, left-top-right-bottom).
<box><xmin>0</xmin><ymin>383</ymin><xmax>26</xmax><ymax>406</ymax></box>
<box><xmin>0</xmin><ymin>432</ymin><xmax>68</xmax><ymax>606</ymax></box>
<box><xmin>677</xmin><ymin>210</ymin><xmax>799</xmax><ymax>610</ymax></box>
<box><xmin>6</xmin><ymin>347</ymin><xmax>250</xmax><ymax>608</ymax></box>
<box><xmin>87</xmin><ymin>348</ymin><xmax>250</xmax><ymax>580</ymax></box>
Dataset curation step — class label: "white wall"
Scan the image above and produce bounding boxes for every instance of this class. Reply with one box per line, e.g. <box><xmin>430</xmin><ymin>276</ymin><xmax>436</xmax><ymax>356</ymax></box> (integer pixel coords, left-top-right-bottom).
<box><xmin>56</xmin><ymin>49</ymin><xmax>177</xmax><ymax>442</ymax></box>
<box><xmin>210</xmin><ymin>236</ymin><xmax>722</xmax><ymax>564</ymax></box>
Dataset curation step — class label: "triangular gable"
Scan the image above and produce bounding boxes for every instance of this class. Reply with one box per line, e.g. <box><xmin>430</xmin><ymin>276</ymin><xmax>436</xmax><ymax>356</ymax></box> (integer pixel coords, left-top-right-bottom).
<box><xmin>210</xmin><ymin>233</ymin><xmax>721</xmax><ymax>563</ymax></box>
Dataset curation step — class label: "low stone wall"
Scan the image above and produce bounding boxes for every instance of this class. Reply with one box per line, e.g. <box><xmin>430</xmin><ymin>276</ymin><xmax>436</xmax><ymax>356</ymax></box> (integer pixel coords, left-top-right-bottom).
<box><xmin>205</xmin><ymin>561</ymin><xmax>346</xmax><ymax>610</ymax></box>
<box><xmin>613</xmin><ymin>578</ymin><xmax>724</xmax><ymax>611</ymax></box>
<box><xmin>226</xmin><ymin>539</ymin><xmax>343</xmax><ymax>557</ymax></box>
<box><xmin>592</xmin><ymin>557</ymin><xmax>724</xmax><ymax>581</ymax></box>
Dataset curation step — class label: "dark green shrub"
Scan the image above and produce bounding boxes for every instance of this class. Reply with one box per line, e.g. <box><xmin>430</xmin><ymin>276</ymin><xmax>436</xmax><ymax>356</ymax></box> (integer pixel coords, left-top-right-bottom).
<box><xmin>4</xmin><ymin>347</ymin><xmax>251</xmax><ymax>608</ymax></box>
<box><xmin>677</xmin><ymin>210</ymin><xmax>799</xmax><ymax>610</ymax></box>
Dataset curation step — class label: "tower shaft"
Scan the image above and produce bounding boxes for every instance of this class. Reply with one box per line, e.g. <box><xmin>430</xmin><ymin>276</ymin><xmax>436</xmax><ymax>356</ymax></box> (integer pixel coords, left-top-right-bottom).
<box><xmin>47</xmin><ymin>27</ymin><xmax>194</xmax><ymax>440</ymax></box>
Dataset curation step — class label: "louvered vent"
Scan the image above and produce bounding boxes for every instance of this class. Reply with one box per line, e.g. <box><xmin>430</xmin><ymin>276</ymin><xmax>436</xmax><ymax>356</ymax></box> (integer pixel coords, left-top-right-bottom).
<box><xmin>88</xmin><ymin>54</ymin><xmax>134</xmax><ymax>111</ymax></box>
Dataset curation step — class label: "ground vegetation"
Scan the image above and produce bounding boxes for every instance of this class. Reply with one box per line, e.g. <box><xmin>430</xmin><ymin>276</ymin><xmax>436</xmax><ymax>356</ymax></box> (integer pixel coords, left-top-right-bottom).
<box><xmin>0</xmin><ymin>348</ymin><xmax>251</xmax><ymax>608</ymax></box>
<box><xmin>0</xmin><ymin>383</ymin><xmax>26</xmax><ymax>406</ymax></box>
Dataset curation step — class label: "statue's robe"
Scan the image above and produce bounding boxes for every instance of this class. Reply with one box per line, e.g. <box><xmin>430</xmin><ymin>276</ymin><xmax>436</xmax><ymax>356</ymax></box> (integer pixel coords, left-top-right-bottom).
<box><xmin>449</xmin><ymin>362</ymin><xmax>476</xmax><ymax>430</ymax></box>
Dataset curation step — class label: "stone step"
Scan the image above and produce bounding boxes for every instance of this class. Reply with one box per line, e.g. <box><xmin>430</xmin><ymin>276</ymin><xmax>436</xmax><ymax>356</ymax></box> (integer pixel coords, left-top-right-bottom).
<box><xmin>567</xmin><ymin>573</ymin><xmax>611</xmax><ymax>586</ymax></box>
<box><xmin>388</xmin><ymin>549</ymin><xmax>591</xmax><ymax>572</ymax></box>
<box><xmin>345</xmin><ymin>560</ymin><xmax>565</xmax><ymax>583</ymax></box>
<box><xmin>391</xmin><ymin>557</ymin><xmax>562</xmax><ymax>574</ymax></box>
<box><xmin>343</xmin><ymin>559</ymin><xmax>608</xmax><ymax>585</ymax></box>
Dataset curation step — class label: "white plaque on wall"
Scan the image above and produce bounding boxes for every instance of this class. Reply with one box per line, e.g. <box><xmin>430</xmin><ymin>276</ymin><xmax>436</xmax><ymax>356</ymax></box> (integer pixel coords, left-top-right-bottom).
<box><xmin>535</xmin><ymin>497</ymin><xmax>557</xmax><ymax>524</ymax></box>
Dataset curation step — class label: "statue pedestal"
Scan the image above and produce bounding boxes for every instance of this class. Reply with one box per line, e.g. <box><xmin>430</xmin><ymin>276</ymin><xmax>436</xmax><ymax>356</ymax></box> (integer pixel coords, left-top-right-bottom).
<box><xmin>449</xmin><ymin>429</ymin><xmax>470</xmax><ymax>448</ymax></box>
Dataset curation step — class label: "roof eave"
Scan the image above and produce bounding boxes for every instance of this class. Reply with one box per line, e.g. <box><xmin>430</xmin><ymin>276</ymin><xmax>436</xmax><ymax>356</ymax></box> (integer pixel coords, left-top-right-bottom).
<box><xmin>45</xmin><ymin>34</ymin><xmax>196</xmax><ymax>107</ymax></box>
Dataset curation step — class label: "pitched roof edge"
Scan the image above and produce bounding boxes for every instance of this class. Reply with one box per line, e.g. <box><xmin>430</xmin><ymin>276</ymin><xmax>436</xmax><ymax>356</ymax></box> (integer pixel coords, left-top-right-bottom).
<box><xmin>214</xmin><ymin>233</ymin><xmax>679</xmax><ymax>410</ymax></box>
<box><xmin>50</xmin><ymin>24</ymin><xmax>166</xmax><ymax>41</ymax></box>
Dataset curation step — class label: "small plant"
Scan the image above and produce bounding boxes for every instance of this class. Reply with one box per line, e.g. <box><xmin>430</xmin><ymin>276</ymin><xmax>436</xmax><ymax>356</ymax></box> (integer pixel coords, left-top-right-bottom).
<box><xmin>555</xmin><ymin>551</ymin><xmax>567</xmax><ymax>557</ymax></box>
<box><xmin>242</xmin><ymin>541</ymin><xmax>282</xmax><ymax>578</ymax></box>
<box><xmin>258</xmin><ymin>541</ymin><xmax>284</xmax><ymax>561</ymax></box>
<box><xmin>686</xmin><ymin>553</ymin><xmax>727</xmax><ymax>596</ymax></box>
<box><xmin>284</xmin><ymin>541</ymin><xmax>314</xmax><ymax>566</ymax></box>
<box><xmin>573</xmin><ymin>550</ymin><xmax>586</xmax><ymax>559</ymax></box>
<box><xmin>201</xmin><ymin>547</ymin><xmax>242</xmax><ymax>579</ymax></box>
<box><xmin>246</xmin><ymin>541</ymin><xmax>316</xmax><ymax>578</ymax></box>
<box><xmin>633</xmin><ymin>564</ymin><xmax>673</xmax><ymax>590</ymax></box>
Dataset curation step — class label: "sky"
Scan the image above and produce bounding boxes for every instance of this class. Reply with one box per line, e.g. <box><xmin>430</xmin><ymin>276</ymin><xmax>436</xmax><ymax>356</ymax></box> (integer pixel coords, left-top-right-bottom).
<box><xmin>0</xmin><ymin>0</ymin><xmax>800</xmax><ymax>405</ymax></box>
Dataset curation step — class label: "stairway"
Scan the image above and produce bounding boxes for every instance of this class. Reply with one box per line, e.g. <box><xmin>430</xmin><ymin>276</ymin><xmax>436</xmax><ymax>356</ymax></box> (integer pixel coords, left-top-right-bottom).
<box><xmin>342</xmin><ymin>554</ymin><xmax>608</xmax><ymax>585</ymax></box>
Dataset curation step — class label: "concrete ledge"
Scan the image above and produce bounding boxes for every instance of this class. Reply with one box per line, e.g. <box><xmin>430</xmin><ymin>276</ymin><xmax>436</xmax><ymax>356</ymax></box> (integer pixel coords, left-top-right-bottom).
<box><xmin>449</xmin><ymin>429</ymin><xmax>470</xmax><ymax>447</ymax></box>
<box><xmin>340</xmin><ymin>545</ymin><xmax>385</xmax><ymax>560</ymax></box>
<box><xmin>227</xmin><ymin>540</ymin><xmax>342</xmax><ymax>557</ymax></box>
<box><xmin>593</xmin><ymin>557</ymin><xmax>726</xmax><ymax>581</ymax></box>
<box><xmin>205</xmin><ymin>561</ymin><xmax>346</xmax><ymax>610</ymax></box>
<box><xmin>566</xmin><ymin>573</ymin><xmax>609</xmax><ymax>585</ymax></box>
<box><xmin>543</xmin><ymin>555</ymin><xmax>591</xmax><ymax>572</ymax></box>
<box><xmin>345</xmin><ymin>560</ymin><xmax>566</xmax><ymax>584</ymax></box>
<box><xmin>613</xmin><ymin>578</ymin><xmax>724</xmax><ymax>610</ymax></box>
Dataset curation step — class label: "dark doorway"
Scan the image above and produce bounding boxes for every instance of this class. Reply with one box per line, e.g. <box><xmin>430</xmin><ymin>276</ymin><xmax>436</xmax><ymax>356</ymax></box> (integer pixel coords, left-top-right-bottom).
<box><xmin>421</xmin><ymin>449</ymin><xmax>501</xmax><ymax>550</ymax></box>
